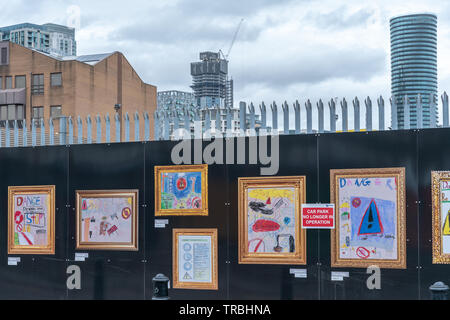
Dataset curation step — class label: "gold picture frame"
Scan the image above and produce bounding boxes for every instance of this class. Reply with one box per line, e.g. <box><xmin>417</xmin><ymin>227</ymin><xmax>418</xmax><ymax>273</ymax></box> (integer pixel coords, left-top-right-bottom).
<box><xmin>330</xmin><ymin>168</ymin><xmax>406</xmax><ymax>269</ymax></box>
<box><xmin>431</xmin><ymin>171</ymin><xmax>450</xmax><ymax>264</ymax></box>
<box><xmin>173</xmin><ymin>228</ymin><xmax>218</xmax><ymax>290</ymax></box>
<box><xmin>8</xmin><ymin>185</ymin><xmax>56</xmax><ymax>255</ymax></box>
<box><xmin>76</xmin><ymin>190</ymin><xmax>139</xmax><ymax>251</ymax></box>
<box><xmin>238</xmin><ymin>176</ymin><xmax>307</xmax><ymax>265</ymax></box>
<box><xmin>155</xmin><ymin>164</ymin><xmax>208</xmax><ymax>216</ymax></box>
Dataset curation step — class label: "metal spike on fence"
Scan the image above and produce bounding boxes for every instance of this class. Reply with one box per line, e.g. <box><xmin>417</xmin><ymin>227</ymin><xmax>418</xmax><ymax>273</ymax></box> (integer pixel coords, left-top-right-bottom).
<box><xmin>305</xmin><ymin>99</ymin><xmax>312</xmax><ymax>134</ymax></box>
<box><xmin>341</xmin><ymin>98</ymin><xmax>348</xmax><ymax>132</ymax></box>
<box><xmin>271</xmin><ymin>101</ymin><xmax>278</xmax><ymax>134</ymax></box>
<box><xmin>260</xmin><ymin>102</ymin><xmax>267</xmax><ymax>131</ymax></box>
<box><xmin>13</xmin><ymin>120</ymin><xmax>18</xmax><ymax>147</ymax></box>
<box><xmin>377</xmin><ymin>96</ymin><xmax>385</xmax><ymax>131</ymax></box>
<box><xmin>184</xmin><ymin>107</ymin><xmax>190</xmax><ymax>136</ymax></box>
<box><xmin>59</xmin><ymin>117</ymin><xmax>67</xmax><ymax>145</ymax></box>
<box><xmin>204</xmin><ymin>109</ymin><xmax>211</xmax><ymax>135</ymax></box>
<box><xmin>239</xmin><ymin>102</ymin><xmax>247</xmax><ymax>133</ymax></box>
<box><xmin>215</xmin><ymin>107</ymin><xmax>221</xmax><ymax>133</ymax></box>
<box><xmin>105</xmin><ymin>114</ymin><xmax>111</xmax><ymax>143</ymax></box>
<box><xmin>124</xmin><ymin>112</ymin><xmax>130</xmax><ymax>142</ymax></box>
<box><xmin>430</xmin><ymin>94</ymin><xmax>437</xmax><ymax>128</ymax></box>
<box><xmin>134</xmin><ymin>112</ymin><xmax>140</xmax><ymax>142</ymax></box>
<box><xmin>23</xmin><ymin>119</ymin><xmax>27</xmax><ymax>147</ymax></box>
<box><xmin>328</xmin><ymin>99</ymin><xmax>336</xmax><ymax>133</ymax></box>
<box><xmin>96</xmin><ymin>114</ymin><xmax>102</xmax><ymax>144</ymax></box>
<box><xmin>49</xmin><ymin>118</ymin><xmax>54</xmax><ymax>146</ymax></box>
<box><xmin>390</xmin><ymin>97</ymin><xmax>398</xmax><ymax>130</ymax></box>
<box><xmin>442</xmin><ymin>92</ymin><xmax>449</xmax><ymax>127</ymax></box>
<box><xmin>5</xmin><ymin>120</ymin><xmax>10</xmax><ymax>148</ymax></box>
<box><xmin>153</xmin><ymin>111</ymin><xmax>159</xmax><ymax>141</ymax></box>
<box><xmin>173</xmin><ymin>110</ymin><xmax>179</xmax><ymax>135</ymax></box>
<box><xmin>163</xmin><ymin>111</ymin><xmax>170</xmax><ymax>140</ymax></box>
<box><xmin>144</xmin><ymin>112</ymin><xmax>150</xmax><ymax>141</ymax></box>
<box><xmin>86</xmin><ymin>115</ymin><xmax>92</xmax><ymax>144</ymax></box>
<box><xmin>226</xmin><ymin>107</ymin><xmax>232</xmax><ymax>132</ymax></box>
<box><xmin>404</xmin><ymin>95</ymin><xmax>410</xmax><ymax>130</ymax></box>
<box><xmin>40</xmin><ymin>118</ymin><xmax>45</xmax><ymax>146</ymax></box>
<box><xmin>32</xmin><ymin>118</ymin><xmax>37</xmax><ymax>146</ymax></box>
<box><xmin>115</xmin><ymin>112</ymin><xmax>121</xmax><ymax>142</ymax></box>
<box><xmin>353</xmin><ymin>97</ymin><xmax>360</xmax><ymax>132</ymax></box>
<box><xmin>282</xmin><ymin>101</ymin><xmax>289</xmax><ymax>135</ymax></box>
<box><xmin>249</xmin><ymin>103</ymin><xmax>256</xmax><ymax>133</ymax></box>
<box><xmin>417</xmin><ymin>94</ymin><xmax>423</xmax><ymax>129</ymax></box>
<box><xmin>365</xmin><ymin>96</ymin><xmax>372</xmax><ymax>132</ymax></box>
<box><xmin>77</xmin><ymin>116</ymin><xmax>83</xmax><ymax>144</ymax></box>
<box><xmin>294</xmin><ymin>100</ymin><xmax>301</xmax><ymax>134</ymax></box>
<box><xmin>317</xmin><ymin>99</ymin><xmax>324</xmax><ymax>133</ymax></box>
<box><xmin>68</xmin><ymin>116</ymin><xmax>74</xmax><ymax>145</ymax></box>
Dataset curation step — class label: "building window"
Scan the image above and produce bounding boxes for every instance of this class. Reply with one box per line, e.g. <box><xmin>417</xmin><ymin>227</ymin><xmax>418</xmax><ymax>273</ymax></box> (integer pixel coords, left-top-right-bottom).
<box><xmin>0</xmin><ymin>104</ymin><xmax>24</xmax><ymax>127</ymax></box>
<box><xmin>15</xmin><ymin>75</ymin><xmax>26</xmax><ymax>89</ymax></box>
<box><xmin>1</xmin><ymin>47</ymin><xmax>7</xmax><ymax>65</ymax></box>
<box><xmin>50</xmin><ymin>73</ymin><xmax>62</xmax><ymax>87</ymax></box>
<box><xmin>32</xmin><ymin>74</ymin><xmax>44</xmax><ymax>95</ymax></box>
<box><xmin>50</xmin><ymin>105</ymin><xmax>62</xmax><ymax>118</ymax></box>
<box><xmin>32</xmin><ymin>106</ymin><xmax>44</xmax><ymax>119</ymax></box>
<box><xmin>5</xmin><ymin>76</ymin><xmax>12</xmax><ymax>89</ymax></box>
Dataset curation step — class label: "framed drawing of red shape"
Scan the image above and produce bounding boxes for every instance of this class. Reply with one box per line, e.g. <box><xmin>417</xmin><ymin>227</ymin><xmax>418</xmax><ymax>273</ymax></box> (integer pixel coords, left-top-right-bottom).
<box><xmin>8</xmin><ymin>185</ymin><xmax>56</xmax><ymax>255</ymax></box>
<box><xmin>76</xmin><ymin>190</ymin><xmax>139</xmax><ymax>251</ymax></box>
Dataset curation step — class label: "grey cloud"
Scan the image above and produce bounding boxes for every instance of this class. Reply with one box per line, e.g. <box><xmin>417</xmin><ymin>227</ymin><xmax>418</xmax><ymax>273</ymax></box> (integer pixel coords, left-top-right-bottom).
<box><xmin>305</xmin><ymin>6</ymin><xmax>376</xmax><ymax>29</ymax></box>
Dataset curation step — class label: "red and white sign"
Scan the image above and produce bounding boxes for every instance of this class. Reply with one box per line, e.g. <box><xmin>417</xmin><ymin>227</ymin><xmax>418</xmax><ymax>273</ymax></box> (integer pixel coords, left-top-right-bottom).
<box><xmin>301</xmin><ymin>204</ymin><xmax>335</xmax><ymax>229</ymax></box>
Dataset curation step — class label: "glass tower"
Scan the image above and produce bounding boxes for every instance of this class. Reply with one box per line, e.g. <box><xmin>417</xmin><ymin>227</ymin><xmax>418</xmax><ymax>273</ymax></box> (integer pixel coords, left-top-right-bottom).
<box><xmin>390</xmin><ymin>13</ymin><xmax>437</xmax><ymax>128</ymax></box>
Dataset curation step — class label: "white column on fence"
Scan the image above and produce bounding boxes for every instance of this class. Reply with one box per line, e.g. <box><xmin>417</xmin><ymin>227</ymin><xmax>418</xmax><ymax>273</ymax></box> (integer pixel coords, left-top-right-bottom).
<box><xmin>22</xmin><ymin>119</ymin><xmax>27</xmax><ymax>147</ymax></box>
<box><xmin>239</xmin><ymin>102</ymin><xmax>246</xmax><ymax>134</ymax></box>
<box><xmin>353</xmin><ymin>97</ymin><xmax>360</xmax><ymax>132</ymax></box>
<box><xmin>14</xmin><ymin>120</ymin><xmax>18</xmax><ymax>147</ymax></box>
<box><xmin>390</xmin><ymin>97</ymin><xmax>398</xmax><ymax>130</ymax></box>
<box><xmin>86</xmin><ymin>115</ymin><xmax>92</xmax><ymax>144</ymax></box>
<box><xmin>154</xmin><ymin>111</ymin><xmax>160</xmax><ymax>141</ymax></box>
<box><xmin>364</xmin><ymin>96</ymin><xmax>372</xmax><ymax>131</ymax></box>
<box><xmin>144</xmin><ymin>112</ymin><xmax>150</xmax><ymax>141</ymax></box>
<box><xmin>134</xmin><ymin>112</ymin><xmax>140</xmax><ymax>142</ymax></box>
<box><xmin>282</xmin><ymin>101</ymin><xmax>289</xmax><ymax>135</ymax></box>
<box><xmin>328</xmin><ymin>99</ymin><xmax>336</xmax><ymax>133</ymax></box>
<box><xmin>417</xmin><ymin>94</ymin><xmax>423</xmax><ymax>129</ymax></box>
<box><xmin>404</xmin><ymin>95</ymin><xmax>410</xmax><ymax>130</ymax></box>
<box><xmin>215</xmin><ymin>107</ymin><xmax>221</xmax><ymax>133</ymax></box>
<box><xmin>184</xmin><ymin>108</ymin><xmax>190</xmax><ymax>137</ymax></box>
<box><xmin>59</xmin><ymin>117</ymin><xmax>67</xmax><ymax>145</ymax></box>
<box><xmin>40</xmin><ymin>118</ymin><xmax>45</xmax><ymax>146</ymax></box>
<box><xmin>105</xmin><ymin>114</ymin><xmax>111</xmax><ymax>143</ymax></box>
<box><xmin>77</xmin><ymin>116</ymin><xmax>83</xmax><ymax>144</ymax></box>
<box><xmin>305</xmin><ymin>99</ymin><xmax>312</xmax><ymax>134</ymax></box>
<box><xmin>115</xmin><ymin>113</ymin><xmax>121</xmax><ymax>142</ymax></box>
<box><xmin>430</xmin><ymin>94</ymin><xmax>437</xmax><ymax>128</ymax></box>
<box><xmin>260</xmin><ymin>102</ymin><xmax>267</xmax><ymax>131</ymax></box>
<box><xmin>32</xmin><ymin>118</ymin><xmax>37</xmax><ymax>146</ymax></box>
<box><xmin>124</xmin><ymin>112</ymin><xmax>130</xmax><ymax>142</ymax></box>
<box><xmin>317</xmin><ymin>99</ymin><xmax>324</xmax><ymax>133</ymax></box>
<box><xmin>294</xmin><ymin>100</ymin><xmax>301</xmax><ymax>134</ymax></box>
<box><xmin>163</xmin><ymin>111</ymin><xmax>170</xmax><ymax>140</ymax></box>
<box><xmin>5</xmin><ymin>120</ymin><xmax>9</xmax><ymax>147</ymax></box>
<box><xmin>271</xmin><ymin>101</ymin><xmax>278</xmax><ymax>134</ymax></box>
<box><xmin>96</xmin><ymin>114</ymin><xmax>102</xmax><ymax>144</ymax></box>
<box><xmin>226</xmin><ymin>107</ymin><xmax>232</xmax><ymax>132</ymax></box>
<box><xmin>68</xmin><ymin>117</ymin><xmax>74</xmax><ymax>145</ymax></box>
<box><xmin>442</xmin><ymin>92</ymin><xmax>449</xmax><ymax>127</ymax></box>
<box><xmin>173</xmin><ymin>110</ymin><xmax>179</xmax><ymax>137</ymax></box>
<box><xmin>49</xmin><ymin>118</ymin><xmax>55</xmax><ymax>145</ymax></box>
<box><xmin>377</xmin><ymin>96</ymin><xmax>385</xmax><ymax>131</ymax></box>
<box><xmin>249</xmin><ymin>103</ymin><xmax>256</xmax><ymax>133</ymax></box>
<box><xmin>341</xmin><ymin>98</ymin><xmax>348</xmax><ymax>132</ymax></box>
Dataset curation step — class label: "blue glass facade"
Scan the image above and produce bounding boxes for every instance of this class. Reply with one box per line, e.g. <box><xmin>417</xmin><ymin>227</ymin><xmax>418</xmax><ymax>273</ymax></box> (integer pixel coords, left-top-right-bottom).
<box><xmin>390</xmin><ymin>13</ymin><xmax>437</xmax><ymax>128</ymax></box>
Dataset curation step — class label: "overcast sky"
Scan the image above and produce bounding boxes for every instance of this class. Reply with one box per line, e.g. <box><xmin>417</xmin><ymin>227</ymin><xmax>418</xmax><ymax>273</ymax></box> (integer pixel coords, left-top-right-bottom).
<box><xmin>1</xmin><ymin>0</ymin><xmax>450</xmax><ymax>127</ymax></box>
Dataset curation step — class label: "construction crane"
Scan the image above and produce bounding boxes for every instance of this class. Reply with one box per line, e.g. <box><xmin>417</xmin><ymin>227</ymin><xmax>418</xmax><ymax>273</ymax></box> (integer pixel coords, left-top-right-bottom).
<box><xmin>219</xmin><ymin>18</ymin><xmax>244</xmax><ymax>61</ymax></box>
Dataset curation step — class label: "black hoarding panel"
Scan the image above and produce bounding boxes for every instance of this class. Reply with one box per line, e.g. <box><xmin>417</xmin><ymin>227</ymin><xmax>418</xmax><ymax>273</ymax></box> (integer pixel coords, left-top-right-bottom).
<box><xmin>0</xmin><ymin>146</ymin><xmax>68</xmax><ymax>299</ymax></box>
<box><xmin>318</xmin><ymin>130</ymin><xmax>419</xmax><ymax>300</ymax></box>
<box><xmin>67</xmin><ymin>143</ymin><xmax>145</xmax><ymax>300</ymax></box>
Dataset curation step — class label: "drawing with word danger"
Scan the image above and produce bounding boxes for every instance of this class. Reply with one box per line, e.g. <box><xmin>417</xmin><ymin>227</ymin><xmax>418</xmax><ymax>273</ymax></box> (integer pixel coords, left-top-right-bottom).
<box><xmin>13</xmin><ymin>194</ymin><xmax>49</xmax><ymax>246</ymax></box>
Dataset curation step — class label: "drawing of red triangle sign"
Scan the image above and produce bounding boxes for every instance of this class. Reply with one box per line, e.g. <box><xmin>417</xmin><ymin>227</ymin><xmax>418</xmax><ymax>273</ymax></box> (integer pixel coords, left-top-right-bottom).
<box><xmin>358</xmin><ymin>199</ymin><xmax>384</xmax><ymax>235</ymax></box>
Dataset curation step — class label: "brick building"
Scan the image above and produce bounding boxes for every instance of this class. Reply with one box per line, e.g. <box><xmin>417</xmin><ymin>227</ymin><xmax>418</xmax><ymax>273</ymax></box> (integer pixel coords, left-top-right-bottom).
<box><xmin>0</xmin><ymin>41</ymin><xmax>157</xmax><ymax>139</ymax></box>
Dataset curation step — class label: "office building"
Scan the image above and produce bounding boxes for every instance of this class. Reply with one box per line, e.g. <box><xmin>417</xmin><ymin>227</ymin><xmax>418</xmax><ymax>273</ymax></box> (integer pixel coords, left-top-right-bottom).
<box><xmin>390</xmin><ymin>13</ymin><xmax>438</xmax><ymax>128</ymax></box>
<box><xmin>0</xmin><ymin>23</ymin><xmax>76</xmax><ymax>57</ymax></box>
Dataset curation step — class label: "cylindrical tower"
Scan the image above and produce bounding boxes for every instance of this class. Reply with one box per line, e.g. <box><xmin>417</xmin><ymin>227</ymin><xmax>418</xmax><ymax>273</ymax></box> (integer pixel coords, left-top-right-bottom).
<box><xmin>390</xmin><ymin>13</ymin><xmax>437</xmax><ymax>128</ymax></box>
